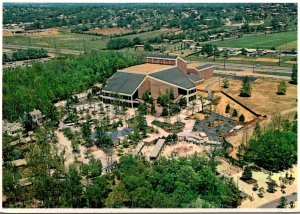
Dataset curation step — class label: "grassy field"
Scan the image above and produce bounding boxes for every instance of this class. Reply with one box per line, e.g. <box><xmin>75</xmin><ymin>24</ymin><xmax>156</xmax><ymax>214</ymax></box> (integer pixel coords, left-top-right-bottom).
<box><xmin>3</xmin><ymin>27</ymin><xmax>179</xmax><ymax>51</ymax></box>
<box><xmin>207</xmin><ymin>31</ymin><xmax>297</xmax><ymax>49</ymax></box>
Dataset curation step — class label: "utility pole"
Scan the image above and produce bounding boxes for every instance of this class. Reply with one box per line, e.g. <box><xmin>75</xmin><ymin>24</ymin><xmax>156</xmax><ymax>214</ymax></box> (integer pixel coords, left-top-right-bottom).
<box><xmin>82</xmin><ymin>39</ymin><xmax>86</xmax><ymax>52</ymax></box>
<box><xmin>278</xmin><ymin>48</ymin><xmax>281</xmax><ymax>66</ymax></box>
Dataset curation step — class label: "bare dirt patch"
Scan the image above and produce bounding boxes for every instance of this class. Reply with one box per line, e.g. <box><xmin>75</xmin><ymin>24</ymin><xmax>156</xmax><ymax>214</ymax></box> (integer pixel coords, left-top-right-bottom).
<box><xmin>4</xmin><ymin>28</ymin><xmax>60</xmax><ymax>37</ymax></box>
<box><xmin>222</xmin><ymin>78</ymin><xmax>297</xmax><ymax>116</ymax></box>
<box><xmin>161</xmin><ymin>141</ymin><xmax>206</xmax><ymax>158</ymax></box>
<box><xmin>284</xmin><ymin>61</ymin><xmax>297</xmax><ymax>64</ymax></box>
<box><xmin>256</xmin><ymin>58</ymin><xmax>279</xmax><ymax>63</ymax></box>
<box><xmin>228</xmin><ymin>57</ymin><xmax>245</xmax><ymax>61</ymax></box>
<box><xmin>86</xmin><ymin>27</ymin><xmax>132</xmax><ymax>35</ymax></box>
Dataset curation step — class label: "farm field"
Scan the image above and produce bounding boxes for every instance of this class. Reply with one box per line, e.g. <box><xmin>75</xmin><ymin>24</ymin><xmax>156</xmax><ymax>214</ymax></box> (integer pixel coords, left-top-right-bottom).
<box><xmin>222</xmin><ymin>78</ymin><xmax>297</xmax><ymax>116</ymax></box>
<box><xmin>3</xmin><ymin>27</ymin><xmax>181</xmax><ymax>51</ymax></box>
<box><xmin>208</xmin><ymin>31</ymin><xmax>297</xmax><ymax>49</ymax></box>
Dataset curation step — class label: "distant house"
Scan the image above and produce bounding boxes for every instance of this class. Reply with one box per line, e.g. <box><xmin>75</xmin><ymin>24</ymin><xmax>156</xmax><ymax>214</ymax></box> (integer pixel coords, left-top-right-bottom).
<box><xmin>265</xmin><ymin>26</ymin><xmax>273</xmax><ymax>31</ymax></box>
<box><xmin>29</xmin><ymin>108</ymin><xmax>43</xmax><ymax>124</ymax></box>
<box><xmin>198</xmin><ymin>24</ymin><xmax>208</xmax><ymax>29</ymax></box>
<box><xmin>3</xmin><ymin>121</ymin><xmax>24</xmax><ymax>136</ymax></box>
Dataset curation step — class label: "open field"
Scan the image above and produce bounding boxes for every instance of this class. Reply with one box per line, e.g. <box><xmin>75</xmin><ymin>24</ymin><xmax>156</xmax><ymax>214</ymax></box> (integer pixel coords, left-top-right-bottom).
<box><xmin>278</xmin><ymin>40</ymin><xmax>298</xmax><ymax>50</ymax></box>
<box><xmin>208</xmin><ymin>31</ymin><xmax>297</xmax><ymax>49</ymax></box>
<box><xmin>3</xmin><ymin>27</ymin><xmax>181</xmax><ymax>51</ymax></box>
<box><xmin>222</xmin><ymin>78</ymin><xmax>297</xmax><ymax>116</ymax></box>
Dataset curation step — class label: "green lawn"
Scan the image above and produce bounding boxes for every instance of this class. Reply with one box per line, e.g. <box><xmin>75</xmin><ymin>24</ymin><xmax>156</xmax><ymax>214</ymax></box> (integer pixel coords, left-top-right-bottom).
<box><xmin>208</xmin><ymin>31</ymin><xmax>297</xmax><ymax>49</ymax></box>
<box><xmin>3</xmin><ymin>27</ymin><xmax>178</xmax><ymax>51</ymax></box>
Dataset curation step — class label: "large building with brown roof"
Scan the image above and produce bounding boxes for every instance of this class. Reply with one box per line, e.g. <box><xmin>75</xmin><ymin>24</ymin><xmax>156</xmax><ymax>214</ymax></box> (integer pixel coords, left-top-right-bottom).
<box><xmin>100</xmin><ymin>54</ymin><xmax>213</xmax><ymax>107</ymax></box>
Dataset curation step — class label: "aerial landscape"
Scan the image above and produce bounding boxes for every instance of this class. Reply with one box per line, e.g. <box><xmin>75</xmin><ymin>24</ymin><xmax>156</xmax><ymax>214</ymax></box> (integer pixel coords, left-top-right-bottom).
<box><xmin>1</xmin><ymin>2</ymin><xmax>298</xmax><ymax>210</ymax></box>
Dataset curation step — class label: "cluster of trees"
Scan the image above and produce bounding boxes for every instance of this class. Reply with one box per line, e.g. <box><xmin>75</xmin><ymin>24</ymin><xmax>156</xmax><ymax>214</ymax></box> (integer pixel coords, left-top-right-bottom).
<box><xmin>70</xmin><ymin>25</ymin><xmax>90</xmax><ymax>33</ymax></box>
<box><xmin>243</xmin><ymin>116</ymin><xmax>297</xmax><ymax>172</ymax></box>
<box><xmin>3</xmin><ymin>48</ymin><xmax>48</xmax><ymax>63</ymax></box>
<box><xmin>156</xmin><ymin>89</ymin><xmax>183</xmax><ymax>116</ymax></box>
<box><xmin>106</xmin><ymin>37</ymin><xmax>142</xmax><ymax>50</ymax></box>
<box><xmin>225</xmin><ymin>104</ymin><xmax>245</xmax><ymax>122</ymax></box>
<box><xmin>3</xmin><ymin>51</ymin><xmax>145</xmax><ymax>122</ymax></box>
<box><xmin>3</xmin><ymin>149</ymin><xmax>242</xmax><ymax>208</ymax></box>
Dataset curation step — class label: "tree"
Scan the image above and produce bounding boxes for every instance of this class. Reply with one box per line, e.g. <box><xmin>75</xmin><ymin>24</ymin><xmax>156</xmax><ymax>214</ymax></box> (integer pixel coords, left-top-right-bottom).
<box><xmin>169</xmin><ymin>88</ymin><xmax>174</xmax><ymax>100</ymax></box>
<box><xmin>82</xmin><ymin>122</ymin><xmax>92</xmax><ymax>141</ymax></box>
<box><xmin>241</xmin><ymin>166</ymin><xmax>252</xmax><ymax>180</ymax></box>
<box><xmin>239</xmin><ymin>114</ymin><xmax>245</xmax><ymax>122</ymax></box>
<box><xmin>132</xmin><ymin>37</ymin><xmax>142</xmax><ymax>46</ymax></box>
<box><xmin>232</xmin><ymin>109</ymin><xmax>238</xmax><ymax>117</ymax></box>
<box><xmin>144</xmin><ymin>42</ymin><xmax>153</xmax><ymax>51</ymax></box>
<box><xmin>137</xmin><ymin>103</ymin><xmax>147</xmax><ymax>115</ymax></box>
<box><xmin>161</xmin><ymin>106</ymin><xmax>169</xmax><ymax>116</ymax></box>
<box><xmin>253</xmin><ymin>122</ymin><xmax>262</xmax><ymax>139</ymax></box>
<box><xmin>241</xmin><ymin>48</ymin><xmax>247</xmax><ymax>56</ymax></box>
<box><xmin>225</xmin><ymin>104</ymin><xmax>230</xmax><ymax>113</ymax></box>
<box><xmin>178</xmin><ymin>98</ymin><xmax>187</xmax><ymax>108</ymax></box>
<box><xmin>252</xmin><ymin>183</ymin><xmax>258</xmax><ymax>191</ymax></box>
<box><xmin>258</xmin><ymin>187</ymin><xmax>265</xmax><ymax>198</ymax></box>
<box><xmin>267</xmin><ymin>178</ymin><xmax>277</xmax><ymax>193</ymax></box>
<box><xmin>202</xmin><ymin>44</ymin><xmax>214</xmax><ymax>56</ymax></box>
<box><xmin>277</xmin><ymin>81</ymin><xmax>287</xmax><ymax>95</ymax></box>
<box><xmin>291</xmin><ymin>64</ymin><xmax>297</xmax><ymax>84</ymax></box>
<box><xmin>277</xmin><ymin>197</ymin><xmax>287</xmax><ymax>208</ymax></box>
<box><xmin>240</xmin><ymin>76</ymin><xmax>252</xmax><ymax>97</ymax></box>
<box><xmin>223</xmin><ymin>78</ymin><xmax>229</xmax><ymax>88</ymax></box>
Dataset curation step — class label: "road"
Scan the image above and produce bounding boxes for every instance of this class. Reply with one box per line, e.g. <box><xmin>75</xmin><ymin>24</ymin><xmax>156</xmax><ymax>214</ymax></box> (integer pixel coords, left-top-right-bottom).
<box><xmin>214</xmin><ymin>70</ymin><xmax>291</xmax><ymax>80</ymax></box>
<box><xmin>3</xmin><ymin>44</ymin><xmax>84</xmax><ymax>55</ymax></box>
<box><xmin>258</xmin><ymin>193</ymin><xmax>297</xmax><ymax>208</ymax></box>
<box><xmin>211</xmin><ymin>62</ymin><xmax>293</xmax><ymax>73</ymax></box>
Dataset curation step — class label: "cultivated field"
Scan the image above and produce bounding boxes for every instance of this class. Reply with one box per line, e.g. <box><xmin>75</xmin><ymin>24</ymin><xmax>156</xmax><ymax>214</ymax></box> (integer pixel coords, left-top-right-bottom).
<box><xmin>208</xmin><ymin>31</ymin><xmax>297</xmax><ymax>49</ymax></box>
<box><xmin>222</xmin><ymin>78</ymin><xmax>297</xmax><ymax>116</ymax></box>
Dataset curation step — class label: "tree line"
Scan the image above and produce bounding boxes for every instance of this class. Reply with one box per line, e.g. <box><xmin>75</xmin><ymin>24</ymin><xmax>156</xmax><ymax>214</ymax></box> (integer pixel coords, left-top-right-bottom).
<box><xmin>3</xmin><ymin>49</ymin><xmax>48</xmax><ymax>63</ymax></box>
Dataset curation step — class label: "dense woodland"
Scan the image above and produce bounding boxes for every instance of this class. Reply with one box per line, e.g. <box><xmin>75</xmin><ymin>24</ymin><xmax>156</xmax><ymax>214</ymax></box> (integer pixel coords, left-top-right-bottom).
<box><xmin>3</xmin><ymin>51</ymin><xmax>146</xmax><ymax>122</ymax></box>
<box><xmin>240</xmin><ymin>115</ymin><xmax>297</xmax><ymax>172</ymax></box>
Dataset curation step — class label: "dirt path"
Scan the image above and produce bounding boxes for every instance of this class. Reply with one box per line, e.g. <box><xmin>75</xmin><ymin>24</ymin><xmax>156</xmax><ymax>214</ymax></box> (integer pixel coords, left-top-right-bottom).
<box><xmin>55</xmin><ymin>130</ymin><xmax>75</xmax><ymax>167</ymax></box>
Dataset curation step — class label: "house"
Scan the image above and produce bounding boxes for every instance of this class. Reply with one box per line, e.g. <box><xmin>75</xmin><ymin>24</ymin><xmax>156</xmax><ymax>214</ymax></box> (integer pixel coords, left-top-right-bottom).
<box><xmin>100</xmin><ymin>54</ymin><xmax>212</xmax><ymax>108</ymax></box>
<box><xmin>198</xmin><ymin>24</ymin><xmax>208</xmax><ymax>29</ymax></box>
<box><xmin>3</xmin><ymin>121</ymin><xmax>24</xmax><ymax>136</ymax></box>
<box><xmin>29</xmin><ymin>108</ymin><xmax>43</xmax><ymax>124</ymax></box>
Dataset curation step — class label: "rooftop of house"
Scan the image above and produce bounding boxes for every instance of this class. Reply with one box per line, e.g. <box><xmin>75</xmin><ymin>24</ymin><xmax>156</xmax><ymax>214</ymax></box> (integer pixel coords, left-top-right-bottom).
<box><xmin>147</xmin><ymin>53</ymin><xmax>178</xmax><ymax>60</ymax></box>
<box><xmin>121</xmin><ymin>63</ymin><xmax>175</xmax><ymax>74</ymax></box>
